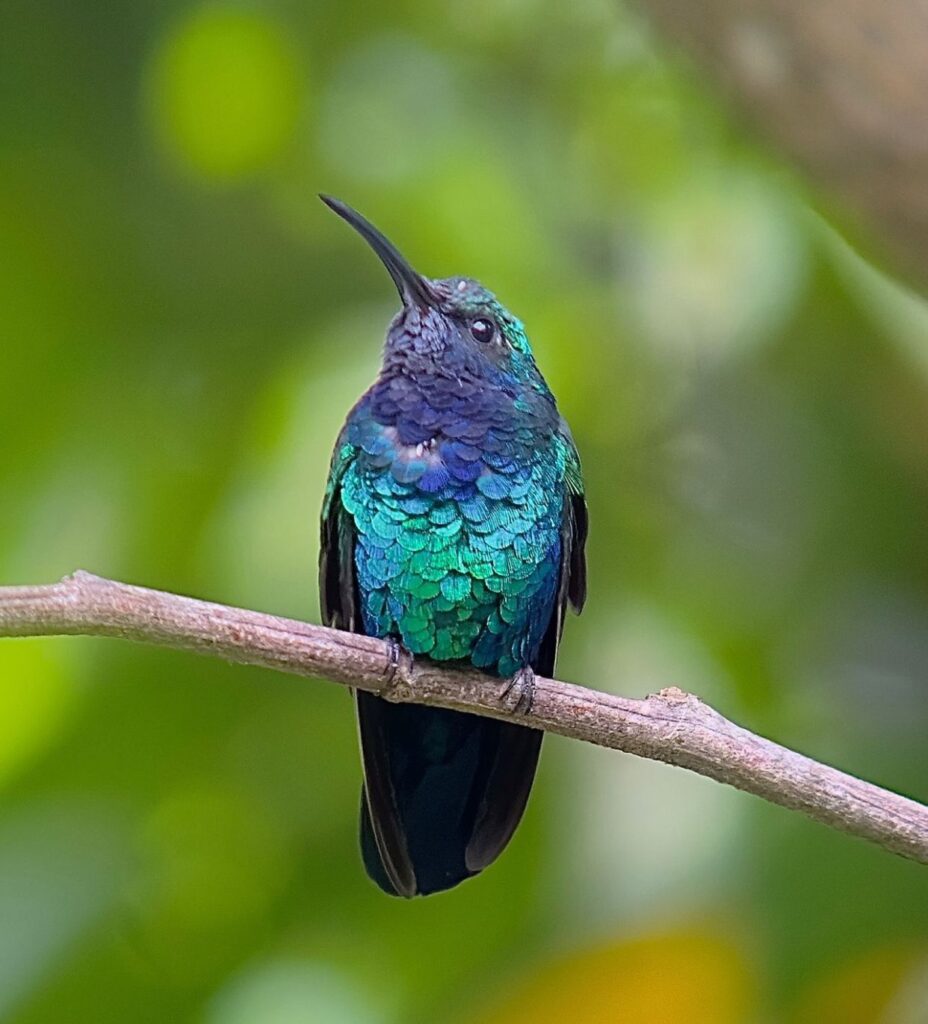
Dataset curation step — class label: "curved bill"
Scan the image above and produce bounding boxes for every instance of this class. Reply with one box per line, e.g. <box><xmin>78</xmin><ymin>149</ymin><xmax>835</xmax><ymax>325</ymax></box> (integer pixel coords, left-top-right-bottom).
<box><xmin>320</xmin><ymin>195</ymin><xmax>435</xmax><ymax>309</ymax></box>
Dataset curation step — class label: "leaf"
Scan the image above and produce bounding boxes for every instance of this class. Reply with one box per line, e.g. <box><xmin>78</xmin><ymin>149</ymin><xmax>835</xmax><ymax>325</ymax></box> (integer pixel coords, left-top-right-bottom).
<box><xmin>470</xmin><ymin>927</ymin><xmax>753</xmax><ymax>1024</ymax></box>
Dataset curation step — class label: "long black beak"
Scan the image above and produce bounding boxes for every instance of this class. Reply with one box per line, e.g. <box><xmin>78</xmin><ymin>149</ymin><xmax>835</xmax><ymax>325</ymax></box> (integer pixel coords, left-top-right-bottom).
<box><xmin>320</xmin><ymin>195</ymin><xmax>435</xmax><ymax>309</ymax></box>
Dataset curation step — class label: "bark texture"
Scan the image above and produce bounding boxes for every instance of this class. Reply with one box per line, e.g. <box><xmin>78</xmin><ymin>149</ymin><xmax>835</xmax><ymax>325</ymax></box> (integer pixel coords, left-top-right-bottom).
<box><xmin>642</xmin><ymin>0</ymin><xmax>928</xmax><ymax>286</ymax></box>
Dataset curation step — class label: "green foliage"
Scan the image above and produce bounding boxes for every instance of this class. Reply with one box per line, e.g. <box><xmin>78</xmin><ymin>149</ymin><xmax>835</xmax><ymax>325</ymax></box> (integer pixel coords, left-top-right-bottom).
<box><xmin>1</xmin><ymin>0</ymin><xmax>926</xmax><ymax>1020</ymax></box>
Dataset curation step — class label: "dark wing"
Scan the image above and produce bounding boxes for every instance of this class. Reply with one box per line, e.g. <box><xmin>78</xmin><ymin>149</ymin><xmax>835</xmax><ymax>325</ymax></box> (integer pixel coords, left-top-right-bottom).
<box><xmin>465</xmin><ymin>429</ymin><xmax>588</xmax><ymax>872</ymax></box>
<box><xmin>533</xmin><ymin>428</ymin><xmax>589</xmax><ymax>675</ymax></box>
<box><xmin>319</xmin><ymin>438</ymin><xmax>417</xmax><ymax>896</ymax></box>
<box><xmin>319</xmin><ymin>440</ymin><xmax>359</xmax><ymax>632</ymax></box>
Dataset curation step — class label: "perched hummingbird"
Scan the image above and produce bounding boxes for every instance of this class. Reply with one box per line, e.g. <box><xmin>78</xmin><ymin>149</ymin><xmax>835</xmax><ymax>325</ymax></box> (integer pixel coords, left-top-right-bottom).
<box><xmin>319</xmin><ymin>196</ymin><xmax>587</xmax><ymax>896</ymax></box>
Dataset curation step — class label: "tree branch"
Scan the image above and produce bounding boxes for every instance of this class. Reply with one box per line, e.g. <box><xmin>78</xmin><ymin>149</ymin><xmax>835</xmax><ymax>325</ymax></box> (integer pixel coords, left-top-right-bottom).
<box><xmin>1</xmin><ymin>570</ymin><xmax>925</xmax><ymax>864</ymax></box>
<box><xmin>638</xmin><ymin>0</ymin><xmax>928</xmax><ymax>290</ymax></box>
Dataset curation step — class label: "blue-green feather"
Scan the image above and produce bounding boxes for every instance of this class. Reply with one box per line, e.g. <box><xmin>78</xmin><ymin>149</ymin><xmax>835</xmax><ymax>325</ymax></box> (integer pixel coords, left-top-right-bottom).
<box><xmin>336</xmin><ymin>389</ymin><xmax>570</xmax><ymax>674</ymax></box>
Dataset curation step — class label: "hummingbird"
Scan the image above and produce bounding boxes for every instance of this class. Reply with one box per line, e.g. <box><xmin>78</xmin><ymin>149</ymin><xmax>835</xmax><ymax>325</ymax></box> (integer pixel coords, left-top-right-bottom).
<box><xmin>319</xmin><ymin>196</ymin><xmax>587</xmax><ymax>896</ymax></box>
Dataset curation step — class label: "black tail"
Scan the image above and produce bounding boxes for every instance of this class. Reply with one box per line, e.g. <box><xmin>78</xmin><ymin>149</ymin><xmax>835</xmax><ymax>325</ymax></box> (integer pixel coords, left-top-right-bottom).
<box><xmin>356</xmin><ymin>694</ymin><xmax>542</xmax><ymax>896</ymax></box>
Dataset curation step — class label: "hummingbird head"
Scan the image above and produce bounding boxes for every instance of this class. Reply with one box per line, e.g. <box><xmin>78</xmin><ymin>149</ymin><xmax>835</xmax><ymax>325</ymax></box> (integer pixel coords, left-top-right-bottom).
<box><xmin>321</xmin><ymin>195</ymin><xmax>546</xmax><ymax>392</ymax></box>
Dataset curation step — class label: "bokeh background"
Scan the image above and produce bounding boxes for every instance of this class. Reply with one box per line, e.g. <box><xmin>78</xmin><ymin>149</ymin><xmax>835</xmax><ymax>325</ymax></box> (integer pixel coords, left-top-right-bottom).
<box><xmin>1</xmin><ymin>2</ymin><xmax>927</xmax><ymax>1021</ymax></box>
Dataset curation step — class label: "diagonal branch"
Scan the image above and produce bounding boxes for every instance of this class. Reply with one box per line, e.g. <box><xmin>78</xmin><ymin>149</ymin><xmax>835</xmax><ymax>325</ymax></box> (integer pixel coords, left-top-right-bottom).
<box><xmin>1</xmin><ymin>570</ymin><xmax>926</xmax><ymax>864</ymax></box>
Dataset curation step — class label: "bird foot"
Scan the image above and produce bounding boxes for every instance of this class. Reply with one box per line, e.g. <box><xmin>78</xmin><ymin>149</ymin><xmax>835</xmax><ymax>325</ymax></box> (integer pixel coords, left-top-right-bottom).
<box><xmin>383</xmin><ymin>638</ymin><xmax>414</xmax><ymax>693</ymax></box>
<box><xmin>498</xmin><ymin>666</ymin><xmax>536</xmax><ymax>715</ymax></box>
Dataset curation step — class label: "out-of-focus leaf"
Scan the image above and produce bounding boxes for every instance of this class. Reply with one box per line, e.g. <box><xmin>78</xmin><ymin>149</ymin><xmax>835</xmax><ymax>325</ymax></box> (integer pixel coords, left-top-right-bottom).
<box><xmin>318</xmin><ymin>36</ymin><xmax>459</xmax><ymax>185</ymax></box>
<box><xmin>791</xmin><ymin>946</ymin><xmax>928</xmax><ymax>1024</ymax></box>
<box><xmin>135</xmin><ymin>784</ymin><xmax>290</xmax><ymax>930</ymax></box>
<box><xmin>207</xmin><ymin>959</ymin><xmax>384</xmax><ymax>1024</ymax></box>
<box><xmin>625</xmin><ymin>169</ymin><xmax>806</xmax><ymax>360</ymax></box>
<box><xmin>0</xmin><ymin>642</ymin><xmax>78</xmax><ymax>789</ymax></box>
<box><xmin>145</xmin><ymin>8</ymin><xmax>302</xmax><ymax>181</ymax></box>
<box><xmin>0</xmin><ymin>802</ymin><xmax>127</xmax><ymax>1018</ymax></box>
<box><xmin>469</xmin><ymin>928</ymin><xmax>754</xmax><ymax>1024</ymax></box>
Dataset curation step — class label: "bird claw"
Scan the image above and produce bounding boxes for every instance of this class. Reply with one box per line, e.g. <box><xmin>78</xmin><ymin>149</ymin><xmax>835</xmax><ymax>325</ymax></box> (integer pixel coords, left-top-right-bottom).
<box><xmin>383</xmin><ymin>638</ymin><xmax>414</xmax><ymax>692</ymax></box>
<box><xmin>498</xmin><ymin>666</ymin><xmax>536</xmax><ymax>715</ymax></box>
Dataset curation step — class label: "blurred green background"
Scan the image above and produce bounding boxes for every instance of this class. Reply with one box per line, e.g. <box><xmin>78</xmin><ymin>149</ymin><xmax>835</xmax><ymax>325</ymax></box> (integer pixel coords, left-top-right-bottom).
<box><xmin>1</xmin><ymin>1</ymin><xmax>927</xmax><ymax>1021</ymax></box>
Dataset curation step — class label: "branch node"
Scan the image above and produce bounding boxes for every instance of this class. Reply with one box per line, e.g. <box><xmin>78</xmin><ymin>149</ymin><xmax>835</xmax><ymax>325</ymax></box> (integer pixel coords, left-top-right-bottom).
<box><xmin>655</xmin><ymin>686</ymin><xmax>696</xmax><ymax>705</ymax></box>
<box><xmin>63</xmin><ymin>569</ymin><xmax>95</xmax><ymax>588</ymax></box>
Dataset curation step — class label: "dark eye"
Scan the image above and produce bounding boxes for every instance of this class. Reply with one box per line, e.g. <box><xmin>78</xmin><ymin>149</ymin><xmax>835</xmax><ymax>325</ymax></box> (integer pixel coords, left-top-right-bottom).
<box><xmin>470</xmin><ymin>317</ymin><xmax>496</xmax><ymax>344</ymax></box>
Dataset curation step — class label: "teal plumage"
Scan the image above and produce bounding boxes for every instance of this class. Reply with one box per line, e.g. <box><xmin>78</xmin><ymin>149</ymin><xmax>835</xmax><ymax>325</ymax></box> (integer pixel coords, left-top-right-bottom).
<box><xmin>319</xmin><ymin>198</ymin><xmax>587</xmax><ymax>896</ymax></box>
<box><xmin>328</xmin><ymin>403</ymin><xmax>578</xmax><ymax>675</ymax></box>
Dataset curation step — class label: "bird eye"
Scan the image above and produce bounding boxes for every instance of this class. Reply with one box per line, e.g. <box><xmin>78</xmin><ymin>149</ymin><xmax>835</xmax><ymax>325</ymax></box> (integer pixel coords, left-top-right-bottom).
<box><xmin>470</xmin><ymin>318</ymin><xmax>496</xmax><ymax>344</ymax></box>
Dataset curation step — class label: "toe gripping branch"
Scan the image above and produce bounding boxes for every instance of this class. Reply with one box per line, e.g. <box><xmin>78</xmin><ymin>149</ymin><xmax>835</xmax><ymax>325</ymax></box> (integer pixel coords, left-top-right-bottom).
<box><xmin>382</xmin><ymin>638</ymin><xmax>415</xmax><ymax>698</ymax></box>
<box><xmin>498</xmin><ymin>666</ymin><xmax>536</xmax><ymax>715</ymax></box>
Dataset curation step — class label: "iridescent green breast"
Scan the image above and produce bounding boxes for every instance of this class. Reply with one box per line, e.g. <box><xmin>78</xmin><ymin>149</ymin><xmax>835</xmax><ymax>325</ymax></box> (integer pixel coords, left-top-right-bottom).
<box><xmin>339</xmin><ymin>434</ymin><xmax>568</xmax><ymax>677</ymax></box>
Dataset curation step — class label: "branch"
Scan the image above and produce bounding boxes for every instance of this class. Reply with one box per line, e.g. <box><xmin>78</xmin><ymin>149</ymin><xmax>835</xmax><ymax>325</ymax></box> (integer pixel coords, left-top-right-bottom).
<box><xmin>638</xmin><ymin>0</ymin><xmax>928</xmax><ymax>290</ymax></box>
<box><xmin>1</xmin><ymin>571</ymin><xmax>926</xmax><ymax>864</ymax></box>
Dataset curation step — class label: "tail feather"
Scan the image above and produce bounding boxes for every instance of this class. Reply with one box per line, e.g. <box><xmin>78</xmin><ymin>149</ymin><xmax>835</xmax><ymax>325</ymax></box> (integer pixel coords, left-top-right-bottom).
<box><xmin>360</xmin><ymin>788</ymin><xmax>401</xmax><ymax>895</ymax></box>
<box><xmin>356</xmin><ymin>693</ymin><xmax>540</xmax><ymax>896</ymax></box>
